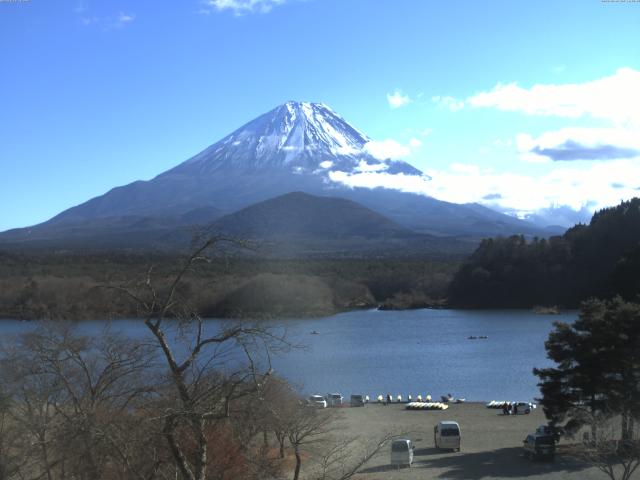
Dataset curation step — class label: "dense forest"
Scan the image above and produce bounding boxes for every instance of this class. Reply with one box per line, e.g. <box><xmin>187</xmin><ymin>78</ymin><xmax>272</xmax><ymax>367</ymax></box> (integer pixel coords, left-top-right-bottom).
<box><xmin>0</xmin><ymin>251</ymin><xmax>459</xmax><ymax>320</ymax></box>
<box><xmin>449</xmin><ymin>198</ymin><xmax>640</xmax><ymax>308</ymax></box>
<box><xmin>6</xmin><ymin>198</ymin><xmax>640</xmax><ymax>317</ymax></box>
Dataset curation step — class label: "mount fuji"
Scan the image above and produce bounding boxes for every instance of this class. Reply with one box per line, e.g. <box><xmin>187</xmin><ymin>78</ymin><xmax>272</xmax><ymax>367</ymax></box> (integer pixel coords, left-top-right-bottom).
<box><xmin>1</xmin><ymin>101</ymin><xmax>552</xmax><ymax>250</ymax></box>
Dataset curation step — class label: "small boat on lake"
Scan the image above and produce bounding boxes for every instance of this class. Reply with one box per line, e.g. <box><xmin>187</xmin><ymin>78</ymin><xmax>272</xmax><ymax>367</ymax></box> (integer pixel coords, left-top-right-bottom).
<box><xmin>533</xmin><ymin>305</ymin><xmax>560</xmax><ymax>315</ymax></box>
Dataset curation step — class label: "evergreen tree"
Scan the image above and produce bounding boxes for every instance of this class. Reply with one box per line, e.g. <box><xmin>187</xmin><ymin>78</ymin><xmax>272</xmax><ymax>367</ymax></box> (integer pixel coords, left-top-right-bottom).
<box><xmin>449</xmin><ymin>198</ymin><xmax>640</xmax><ymax>308</ymax></box>
<box><xmin>534</xmin><ymin>298</ymin><xmax>640</xmax><ymax>440</ymax></box>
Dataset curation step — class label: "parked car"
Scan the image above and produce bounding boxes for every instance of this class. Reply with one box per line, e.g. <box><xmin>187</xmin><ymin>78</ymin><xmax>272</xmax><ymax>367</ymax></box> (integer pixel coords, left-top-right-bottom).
<box><xmin>434</xmin><ymin>421</ymin><xmax>461</xmax><ymax>451</ymax></box>
<box><xmin>350</xmin><ymin>394</ymin><xmax>365</xmax><ymax>407</ymax></box>
<box><xmin>308</xmin><ymin>395</ymin><xmax>327</xmax><ymax>408</ymax></box>
<box><xmin>326</xmin><ymin>393</ymin><xmax>343</xmax><ymax>407</ymax></box>
<box><xmin>390</xmin><ymin>439</ymin><xmax>414</xmax><ymax>467</ymax></box>
<box><xmin>523</xmin><ymin>433</ymin><xmax>555</xmax><ymax>461</ymax></box>
<box><xmin>512</xmin><ymin>401</ymin><xmax>535</xmax><ymax>414</ymax></box>
<box><xmin>536</xmin><ymin>425</ymin><xmax>563</xmax><ymax>443</ymax></box>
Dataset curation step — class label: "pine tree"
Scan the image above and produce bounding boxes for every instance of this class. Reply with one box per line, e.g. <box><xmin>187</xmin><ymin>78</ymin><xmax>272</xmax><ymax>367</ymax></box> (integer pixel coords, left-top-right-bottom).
<box><xmin>534</xmin><ymin>298</ymin><xmax>640</xmax><ymax>441</ymax></box>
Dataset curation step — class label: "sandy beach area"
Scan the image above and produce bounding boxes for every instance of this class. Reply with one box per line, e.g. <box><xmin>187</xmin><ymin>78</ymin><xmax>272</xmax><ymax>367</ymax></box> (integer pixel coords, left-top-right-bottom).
<box><xmin>325</xmin><ymin>402</ymin><xmax>609</xmax><ymax>480</ymax></box>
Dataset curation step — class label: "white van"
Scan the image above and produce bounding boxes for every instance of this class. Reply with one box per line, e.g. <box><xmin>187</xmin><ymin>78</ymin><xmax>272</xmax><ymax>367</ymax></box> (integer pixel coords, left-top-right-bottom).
<box><xmin>390</xmin><ymin>439</ymin><xmax>414</xmax><ymax>467</ymax></box>
<box><xmin>434</xmin><ymin>421</ymin><xmax>461</xmax><ymax>451</ymax></box>
<box><xmin>326</xmin><ymin>393</ymin><xmax>343</xmax><ymax>407</ymax></box>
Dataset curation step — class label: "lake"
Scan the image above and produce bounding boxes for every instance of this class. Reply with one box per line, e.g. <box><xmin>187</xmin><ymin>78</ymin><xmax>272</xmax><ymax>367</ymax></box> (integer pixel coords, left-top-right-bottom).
<box><xmin>0</xmin><ymin>308</ymin><xmax>575</xmax><ymax>402</ymax></box>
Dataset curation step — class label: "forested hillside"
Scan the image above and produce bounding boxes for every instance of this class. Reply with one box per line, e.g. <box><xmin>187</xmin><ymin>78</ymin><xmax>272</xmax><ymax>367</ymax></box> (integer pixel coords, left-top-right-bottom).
<box><xmin>0</xmin><ymin>252</ymin><xmax>458</xmax><ymax>319</ymax></box>
<box><xmin>449</xmin><ymin>198</ymin><xmax>640</xmax><ymax>308</ymax></box>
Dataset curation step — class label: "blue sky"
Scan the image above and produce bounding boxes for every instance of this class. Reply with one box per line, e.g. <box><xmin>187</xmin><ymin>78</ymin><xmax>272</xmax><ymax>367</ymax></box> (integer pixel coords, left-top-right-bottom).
<box><xmin>1</xmin><ymin>0</ymin><xmax>640</xmax><ymax>230</ymax></box>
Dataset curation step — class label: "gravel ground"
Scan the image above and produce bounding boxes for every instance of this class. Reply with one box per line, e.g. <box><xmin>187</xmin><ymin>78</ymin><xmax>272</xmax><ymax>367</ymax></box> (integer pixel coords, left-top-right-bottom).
<box><xmin>329</xmin><ymin>402</ymin><xmax>609</xmax><ymax>480</ymax></box>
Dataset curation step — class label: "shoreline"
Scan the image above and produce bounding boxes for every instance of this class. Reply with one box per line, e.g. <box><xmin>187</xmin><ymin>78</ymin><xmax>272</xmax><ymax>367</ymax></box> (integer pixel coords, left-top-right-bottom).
<box><xmin>0</xmin><ymin>304</ymin><xmax>578</xmax><ymax>322</ymax></box>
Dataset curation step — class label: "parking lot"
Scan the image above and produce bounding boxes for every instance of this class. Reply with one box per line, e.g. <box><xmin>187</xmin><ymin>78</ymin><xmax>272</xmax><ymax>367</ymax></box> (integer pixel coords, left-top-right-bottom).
<box><xmin>331</xmin><ymin>402</ymin><xmax>608</xmax><ymax>480</ymax></box>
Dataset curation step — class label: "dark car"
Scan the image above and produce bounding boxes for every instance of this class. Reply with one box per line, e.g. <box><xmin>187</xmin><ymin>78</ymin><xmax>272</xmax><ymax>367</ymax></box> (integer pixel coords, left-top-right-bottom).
<box><xmin>536</xmin><ymin>425</ymin><xmax>563</xmax><ymax>443</ymax></box>
<box><xmin>523</xmin><ymin>434</ymin><xmax>555</xmax><ymax>461</ymax></box>
<box><xmin>350</xmin><ymin>394</ymin><xmax>365</xmax><ymax>407</ymax></box>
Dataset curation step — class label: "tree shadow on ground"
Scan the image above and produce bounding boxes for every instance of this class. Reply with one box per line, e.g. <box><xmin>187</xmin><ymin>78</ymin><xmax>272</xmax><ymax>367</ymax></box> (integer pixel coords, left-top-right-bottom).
<box><xmin>414</xmin><ymin>447</ymin><xmax>440</xmax><ymax>456</ymax></box>
<box><xmin>359</xmin><ymin>447</ymin><xmax>590</xmax><ymax>479</ymax></box>
<box><xmin>357</xmin><ymin>464</ymin><xmax>412</xmax><ymax>474</ymax></box>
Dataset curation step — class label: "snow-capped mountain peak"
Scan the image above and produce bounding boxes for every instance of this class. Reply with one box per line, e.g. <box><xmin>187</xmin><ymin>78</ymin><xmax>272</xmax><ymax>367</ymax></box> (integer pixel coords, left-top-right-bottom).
<box><xmin>170</xmin><ymin>101</ymin><xmax>421</xmax><ymax>178</ymax></box>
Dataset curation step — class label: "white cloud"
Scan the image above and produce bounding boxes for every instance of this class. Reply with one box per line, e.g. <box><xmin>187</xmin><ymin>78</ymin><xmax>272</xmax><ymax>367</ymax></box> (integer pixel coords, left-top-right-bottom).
<box><xmin>386</xmin><ymin>90</ymin><xmax>411</xmax><ymax>109</ymax></box>
<box><xmin>411</xmin><ymin>68</ymin><xmax>640</xmax><ymax>223</ymax></box>
<box><xmin>329</xmin><ymin>155</ymin><xmax>640</xmax><ymax>226</ymax></box>
<box><xmin>331</xmin><ymin>145</ymin><xmax>360</xmax><ymax>156</ymax></box>
<box><xmin>201</xmin><ymin>0</ymin><xmax>286</xmax><ymax>15</ymax></box>
<box><xmin>432</xmin><ymin>95</ymin><xmax>464</xmax><ymax>112</ymax></box>
<box><xmin>328</xmin><ymin>170</ymin><xmax>432</xmax><ymax>193</ymax></box>
<box><xmin>420</xmin><ymin>128</ymin><xmax>433</xmax><ymax>137</ymax></box>
<box><xmin>449</xmin><ymin>163</ymin><xmax>480</xmax><ymax>175</ymax></box>
<box><xmin>326</xmin><ymin>155</ymin><xmax>640</xmax><ymax>226</ymax></box>
<box><xmin>115</xmin><ymin>12</ymin><xmax>135</xmax><ymax>27</ymax></box>
<box><xmin>319</xmin><ymin>160</ymin><xmax>334</xmax><ymax>169</ymax></box>
<box><xmin>353</xmin><ymin>160</ymin><xmax>389</xmax><ymax>173</ymax></box>
<box><xmin>421</xmin><ymin>159</ymin><xmax>640</xmax><ymax>218</ymax></box>
<box><xmin>461</xmin><ymin>69</ymin><xmax>640</xmax><ymax>163</ymax></box>
<box><xmin>362</xmin><ymin>139</ymin><xmax>416</xmax><ymax>160</ymax></box>
<box><xmin>468</xmin><ymin>68</ymin><xmax>640</xmax><ymax>127</ymax></box>
<box><xmin>409</xmin><ymin>137</ymin><xmax>422</xmax><ymax>148</ymax></box>
<box><xmin>78</xmin><ymin>10</ymin><xmax>135</xmax><ymax>29</ymax></box>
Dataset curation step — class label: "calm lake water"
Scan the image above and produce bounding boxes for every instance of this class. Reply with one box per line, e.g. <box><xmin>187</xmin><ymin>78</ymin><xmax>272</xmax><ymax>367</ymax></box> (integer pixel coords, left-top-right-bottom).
<box><xmin>0</xmin><ymin>309</ymin><xmax>576</xmax><ymax>402</ymax></box>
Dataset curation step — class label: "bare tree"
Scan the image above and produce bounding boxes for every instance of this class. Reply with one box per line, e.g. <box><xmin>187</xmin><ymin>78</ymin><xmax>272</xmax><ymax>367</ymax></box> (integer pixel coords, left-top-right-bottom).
<box><xmin>283</xmin><ymin>403</ymin><xmax>401</xmax><ymax>480</ymax></box>
<box><xmin>285</xmin><ymin>405</ymin><xmax>336</xmax><ymax>480</ymax></box>
<box><xmin>0</xmin><ymin>389</ymin><xmax>31</xmax><ymax>480</ymax></box>
<box><xmin>259</xmin><ymin>377</ymin><xmax>301</xmax><ymax>459</ymax></box>
<box><xmin>110</xmin><ymin>237</ymin><xmax>289</xmax><ymax>480</ymax></box>
<box><xmin>311</xmin><ymin>433</ymin><xmax>397</xmax><ymax>480</ymax></box>
<box><xmin>570</xmin><ymin>411</ymin><xmax>640</xmax><ymax>480</ymax></box>
<box><xmin>0</xmin><ymin>323</ymin><xmax>162</xmax><ymax>480</ymax></box>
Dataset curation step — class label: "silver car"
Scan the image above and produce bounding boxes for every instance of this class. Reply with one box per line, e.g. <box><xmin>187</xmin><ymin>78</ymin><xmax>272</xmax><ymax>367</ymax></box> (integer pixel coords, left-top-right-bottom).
<box><xmin>308</xmin><ymin>395</ymin><xmax>327</xmax><ymax>408</ymax></box>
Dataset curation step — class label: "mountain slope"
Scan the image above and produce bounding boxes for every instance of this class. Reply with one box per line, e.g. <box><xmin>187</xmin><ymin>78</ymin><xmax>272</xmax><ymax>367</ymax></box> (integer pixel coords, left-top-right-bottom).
<box><xmin>205</xmin><ymin>192</ymin><xmax>472</xmax><ymax>257</ymax></box>
<box><xmin>1</xmin><ymin>101</ymin><xmax>553</xmax><ymax>249</ymax></box>
<box><xmin>211</xmin><ymin>191</ymin><xmax>413</xmax><ymax>239</ymax></box>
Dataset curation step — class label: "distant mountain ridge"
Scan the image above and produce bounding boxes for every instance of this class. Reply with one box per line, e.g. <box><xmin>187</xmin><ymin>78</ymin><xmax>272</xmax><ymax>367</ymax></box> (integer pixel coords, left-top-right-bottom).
<box><xmin>1</xmin><ymin>101</ymin><xmax>557</xmax><ymax>250</ymax></box>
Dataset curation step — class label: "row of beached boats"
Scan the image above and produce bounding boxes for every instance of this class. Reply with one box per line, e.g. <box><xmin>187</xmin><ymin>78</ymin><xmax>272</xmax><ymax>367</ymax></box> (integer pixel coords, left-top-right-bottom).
<box><xmin>374</xmin><ymin>394</ymin><xmax>466</xmax><ymax>404</ymax></box>
<box><xmin>405</xmin><ymin>402</ymin><xmax>449</xmax><ymax>410</ymax></box>
<box><xmin>375</xmin><ymin>394</ymin><xmax>434</xmax><ymax>403</ymax></box>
